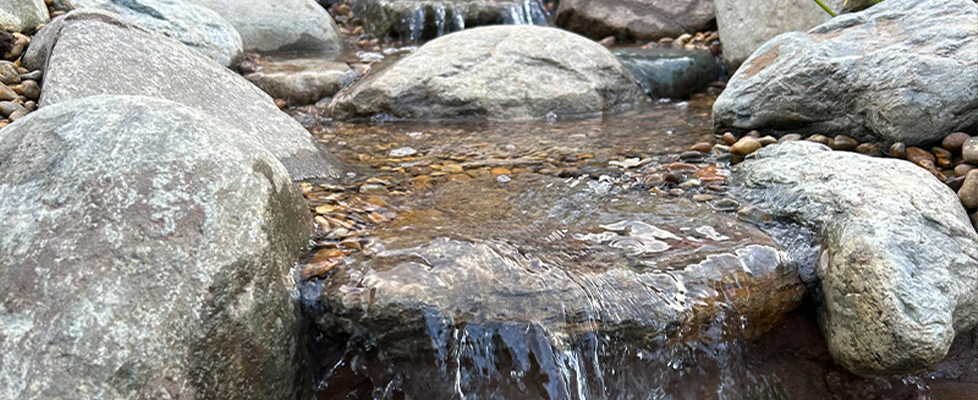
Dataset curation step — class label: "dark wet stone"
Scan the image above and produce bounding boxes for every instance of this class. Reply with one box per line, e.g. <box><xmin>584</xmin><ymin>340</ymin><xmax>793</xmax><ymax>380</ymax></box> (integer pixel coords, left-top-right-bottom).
<box><xmin>679</xmin><ymin>150</ymin><xmax>705</xmax><ymax>162</ymax></box>
<box><xmin>614</xmin><ymin>48</ymin><xmax>724</xmax><ymax>100</ymax></box>
<box><xmin>733</xmin><ymin>141</ymin><xmax>978</xmax><ymax>375</ymax></box>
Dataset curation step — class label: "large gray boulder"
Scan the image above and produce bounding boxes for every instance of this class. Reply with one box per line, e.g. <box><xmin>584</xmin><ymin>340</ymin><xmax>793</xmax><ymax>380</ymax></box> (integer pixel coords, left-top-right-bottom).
<box><xmin>0</xmin><ymin>95</ymin><xmax>311</xmax><ymax>399</ymax></box>
<box><xmin>50</xmin><ymin>0</ymin><xmax>244</xmax><ymax>67</ymax></box>
<box><xmin>714</xmin><ymin>0</ymin><xmax>844</xmax><ymax>71</ymax></box>
<box><xmin>0</xmin><ymin>0</ymin><xmax>48</xmax><ymax>32</ymax></box>
<box><xmin>329</xmin><ymin>25</ymin><xmax>646</xmax><ymax>121</ymax></box>
<box><xmin>354</xmin><ymin>0</ymin><xmax>549</xmax><ymax>42</ymax></box>
<box><xmin>733</xmin><ymin>141</ymin><xmax>978</xmax><ymax>375</ymax></box>
<box><xmin>186</xmin><ymin>0</ymin><xmax>343</xmax><ymax>54</ymax></box>
<box><xmin>556</xmin><ymin>0</ymin><xmax>715</xmax><ymax>42</ymax></box>
<box><xmin>305</xmin><ymin>173</ymin><xmax>805</xmax><ymax>397</ymax></box>
<box><xmin>713</xmin><ymin>0</ymin><xmax>978</xmax><ymax>147</ymax></box>
<box><xmin>244</xmin><ymin>57</ymin><xmax>357</xmax><ymax>106</ymax></box>
<box><xmin>23</xmin><ymin>10</ymin><xmax>343</xmax><ymax>181</ymax></box>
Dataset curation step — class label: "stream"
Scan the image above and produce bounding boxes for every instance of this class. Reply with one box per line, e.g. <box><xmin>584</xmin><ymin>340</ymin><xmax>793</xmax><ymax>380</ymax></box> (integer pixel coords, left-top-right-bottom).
<box><xmin>291</xmin><ymin>96</ymin><xmax>978</xmax><ymax>399</ymax></box>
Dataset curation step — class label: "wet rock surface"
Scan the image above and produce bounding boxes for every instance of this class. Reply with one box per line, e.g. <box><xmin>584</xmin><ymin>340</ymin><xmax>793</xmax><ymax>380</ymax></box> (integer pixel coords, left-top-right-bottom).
<box><xmin>50</xmin><ymin>0</ymin><xmax>243</xmax><ymax>67</ymax></box>
<box><xmin>355</xmin><ymin>0</ymin><xmax>551</xmax><ymax>43</ymax></box>
<box><xmin>302</xmin><ymin>173</ymin><xmax>804</xmax><ymax>398</ymax></box>
<box><xmin>733</xmin><ymin>141</ymin><xmax>978</xmax><ymax>374</ymax></box>
<box><xmin>0</xmin><ymin>95</ymin><xmax>311</xmax><ymax>399</ymax></box>
<box><xmin>556</xmin><ymin>0</ymin><xmax>715</xmax><ymax>42</ymax></box>
<box><xmin>244</xmin><ymin>56</ymin><xmax>357</xmax><ymax>106</ymax></box>
<box><xmin>25</xmin><ymin>10</ymin><xmax>344</xmax><ymax>181</ymax></box>
<box><xmin>329</xmin><ymin>25</ymin><xmax>646</xmax><ymax>121</ymax></box>
<box><xmin>713</xmin><ymin>0</ymin><xmax>978</xmax><ymax>146</ymax></box>
<box><xmin>187</xmin><ymin>0</ymin><xmax>343</xmax><ymax>54</ymax></box>
<box><xmin>614</xmin><ymin>48</ymin><xmax>723</xmax><ymax>99</ymax></box>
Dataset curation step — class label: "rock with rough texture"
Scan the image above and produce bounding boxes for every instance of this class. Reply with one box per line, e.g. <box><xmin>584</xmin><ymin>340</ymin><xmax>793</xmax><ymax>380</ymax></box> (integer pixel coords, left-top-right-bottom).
<box><xmin>714</xmin><ymin>0</ymin><xmax>844</xmax><ymax>71</ymax></box>
<box><xmin>557</xmin><ymin>0</ymin><xmax>715</xmax><ymax>42</ymax></box>
<box><xmin>355</xmin><ymin>0</ymin><xmax>550</xmax><ymax>42</ymax></box>
<box><xmin>614</xmin><ymin>48</ymin><xmax>723</xmax><ymax>99</ymax></box>
<box><xmin>244</xmin><ymin>57</ymin><xmax>356</xmax><ymax>106</ymax></box>
<box><xmin>0</xmin><ymin>0</ymin><xmax>48</xmax><ymax>32</ymax></box>
<box><xmin>186</xmin><ymin>0</ymin><xmax>343</xmax><ymax>54</ymax></box>
<box><xmin>329</xmin><ymin>25</ymin><xmax>645</xmax><ymax>121</ymax></box>
<box><xmin>50</xmin><ymin>0</ymin><xmax>243</xmax><ymax>67</ymax></box>
<box><xmin>23</xmin><ymin>10</ymin><xmax>343</xmax><ymax>181</ymax></box>
<box><xmin>0</xmin><ymin>95</ymin><xmax>311</xmax><ymax>400</ymax></box>
<box><xmin>714</xmin><ymin>0</ymin><xmax>978</xmax><ymax>147</ymax></box>
<box><xmin>304</xmin><ymin>173</ymin><xmax>804</xmax><ymax>397</ymax></box>
<box><xmin>733</xmin><ymin>141</ymin><xmax>978</xmax><ymax>375</ymax></box>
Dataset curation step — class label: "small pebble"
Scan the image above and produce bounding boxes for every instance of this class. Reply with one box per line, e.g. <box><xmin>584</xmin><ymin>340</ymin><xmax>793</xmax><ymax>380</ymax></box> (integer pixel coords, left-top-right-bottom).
<box><xmin>442</xmin><ymin>164</ymin><xmax>464</xmax><ymax>174</ymax></box>
<box><xmin>274</xmin><ymin>98</ymin><xmax>287</xmax><ymax>108</ymax></box>
<box><xmin>856</xmin><ymin>143</ymin><xmax>881</xmax><ymax>157</ymax></box>
<box><xmin>710</xmin><ymin>198</ymin><xmax>740</xmax><ymax>212</ymax></box>
<box><xmin>889</xmin><ymin>142</ymin><xmax>907</xmax><ymax>159</ymax></box>
<box><xmin>722</xmin><ymin>132</ymin><xmax>737</xmax><ymax>146</ymax></box>
<box><xmin>918</xmin><ymin>160</ymin><xmax>944</xmax><ymax>182</ymax></box>
<box><xmin>955</xmin><ymin>164</ymin><xmax>976</xmax><ymax>177</ymax></box>
<box><xmin>668</xmin><ymin>188</ymin><xmax>684</xmax><ymax>196</ymax></box>
<box><xmin>679</xmin><ymin>151</ymin><xmax>705</xmax><ymax>162</ymax></box>
<box><xmin>779</xmin><ymin>133</ymin><xmax>801</xmax><ymax>143</ymax></box>
<box><xmin>18</xmin><ymin>70</ymin><xmax>41</xmax><ymax>82</ymax></box>
<box><xmin>758</xmin><ymin>136</ymin><xmax>778</xmax><ymax>146</ymax></box>
<box><xmin>906</xmin><ymin>147</ymin><xmax>936</xmax><ymax>164</ymax></box>
<box><xmin>490</xmin><ymin>167</ymin><xmax>512</xmax><ymax>175</ymax></box>
<box><xmin>747</xmin><ymin>130</ymin><xmax>760</xmax><ymax>138</ymax></box>
<box><xmin>12</xmin><ymin>80</ymin><xmax>39</xmax><ymax>101</ymax></box>
<box><xmin>643</xmin><ymin>173</ymin><xmax>665</xmax><ymax>186</ymax></box>
<box><xmin>831</xmin><ymin>135</ymin><xmax>859</xmax><ymax>151</ymax></box>
<box><xmin>959</xmin><ymin>169</ymin><xmax>978</xmax><ymax>209</ymax></box>
<box><xmin>962</xmin><ymin>137</ymin><xmax>978</xmax><ymax>164</ymax></box>
<box><xmin>730</xmin><ymin>137</ymin><xmax>762</xmax><ymax>156</ymax></box>
<box><xmin>937</xmin><ymin>157</ymin><xmax>954</xmax><ymax>169</ymax></box>
<box><xmin>943</xmin><ymin>132</ymin><xmax>970</xmax><ymax>152</ymax></box>
<box><xmin>931</xmin><ymin>147</ymin><xmax>952</xmax><ymax>159</ymax></box>
<box><xmin>806</xmin><ymin>134</ymin><xmax>831</xmax><ymax>146</ymax></box>
<box><xmin>7</xmin><ymin>110</ymin><xmax>25</xmax><ymax>121</ymax></box>
<box><xmin>496</xmin><ymin>174</ymin><xmax>512</xmax><ymax>183</ymax></box>
<box><xmin>0</xmin><ymin>84</ymin><xmax>17</xmax><ymax>101</ymax></box>
<box><xmin>679</xmin><ymin>179</ymin><xmax>701</xmax><ymax>188</ymax></box>
<box><xmin>389</xmin><ymin>146</ymin><xmax>417</xmax><ymax>157</ymax></box>
<box><xmin>736</xmin><ymin>205</ymin><xmax>769</xmax><ymax>224</ymax></box>
<box><xmin>690</xmin><ymin>142</ymin><xmax>712</xmax><ymax>153</ymax></box>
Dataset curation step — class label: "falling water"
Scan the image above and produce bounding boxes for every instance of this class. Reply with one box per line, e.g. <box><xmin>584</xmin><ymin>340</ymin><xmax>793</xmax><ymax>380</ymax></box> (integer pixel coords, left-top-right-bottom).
<box><xmin>395</xmin><ymin>0</ymin><xmax>552</xmax><ymax>43</ymax></box>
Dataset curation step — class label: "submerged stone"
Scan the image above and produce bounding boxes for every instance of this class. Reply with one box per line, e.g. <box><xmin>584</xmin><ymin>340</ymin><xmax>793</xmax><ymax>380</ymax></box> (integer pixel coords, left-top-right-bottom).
<box><xmin>733</xmin><ymin>141</ymin><xmax>978</xmax><ymax>375</ymax></box>
<box><xmin>304</xmin><ymin>174</ymin><xmax>805</xmax><ymax>397</ymax></box>
<box><xmin>615</xmin><ymin>48</ymin><xmax>723</xmax><ymax>100</ymax></box>
<box><xmin>244</xmin><ymin>56</ymin><xmax>357</xmax><ymax>106</ymax></box>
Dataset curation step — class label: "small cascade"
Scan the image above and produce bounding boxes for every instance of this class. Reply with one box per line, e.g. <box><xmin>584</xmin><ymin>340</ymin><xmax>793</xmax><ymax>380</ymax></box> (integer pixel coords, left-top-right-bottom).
<box><xmin>392</xmin><ymin>0</ymin><xmax>552</xmax><ymax>43</ymax></box>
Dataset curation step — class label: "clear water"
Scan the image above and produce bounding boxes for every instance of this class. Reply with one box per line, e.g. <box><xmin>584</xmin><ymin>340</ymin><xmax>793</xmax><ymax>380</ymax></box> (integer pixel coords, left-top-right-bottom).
<box><xmin>297</xmin><ymin>98</ymin><xmax>978</xmax><ymax>400</ymax></box>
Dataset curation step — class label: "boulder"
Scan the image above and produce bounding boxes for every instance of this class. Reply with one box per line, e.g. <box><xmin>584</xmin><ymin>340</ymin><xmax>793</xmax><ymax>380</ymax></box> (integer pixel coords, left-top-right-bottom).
<box><xmin>614</xmin><ymin>48</ymin><xmax>723</xmax><ymax>99</ymax></box>
<box><xmin>23</xmin><ymin>10</ymin><xmax>343</xmax><ymax>181</ymax></box>
<box><xmin>732</xmin><ymin>141</ymin><xmax>978</xmax><ymax>374</ymax></box>
<box><xmin>244</xmin><ymin>57</ymin><xmax>357</xmax><ymax>106</ymax></box>
<box><xmin>0</xmin><ymin>0</ymin><xmax>48</xmax><ymax>32</ymax></box>
<box><xmin>329</xmin><ymin>25</ymin><xmax>646</xmax><ymax>121</ymax></box>
<box><xmin>713</xmin><ymin>0</ymin><xmax>978</xmax><ymax>147</ymax></box>
<box><xmin>50</xmin><ymin>0</ymin><xmax>243</xmax><ymax>67</ymax></box>
<box><xmin>556</xmin><ymin>0</ymin><xmax>715</xmax><ymax>42</ymax></box>
<box><xmin>714</xmin><ymin>0</ymin><xmax>844</xmax><ymax>71</ymax></box>
<box><xmin>186</xmin><ymin>0</ymin><xmax>343</xmax><ymax>54</ymax></box>
<box><xmin>0</xmin><ymin>95</ymin><xmax>311</xmax><ymax>399</ymax></box>
<box><xmin>304</xmin><ymin>173</ymin><xmax>805</xmax><ymax>398</ymax></box>
<box><xmin>354</xmin><ymin>0</ymin><xmax>549</xmax><ymax>42</ymax></box>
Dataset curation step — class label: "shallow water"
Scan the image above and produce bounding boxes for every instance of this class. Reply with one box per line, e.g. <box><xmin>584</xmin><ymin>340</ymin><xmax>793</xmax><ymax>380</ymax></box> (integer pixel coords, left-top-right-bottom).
<box><xmin>297</xmin><ymin>98</ymin><xmax>978</xmax><ymax>399</ymax></box>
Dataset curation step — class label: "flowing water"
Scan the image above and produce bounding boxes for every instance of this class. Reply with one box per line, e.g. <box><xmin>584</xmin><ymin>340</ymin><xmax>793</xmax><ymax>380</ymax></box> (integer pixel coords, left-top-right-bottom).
<box><xmin>294</xmin><ymin>98</ymin><xmax>978</xmax><ymax>399</ymax></box>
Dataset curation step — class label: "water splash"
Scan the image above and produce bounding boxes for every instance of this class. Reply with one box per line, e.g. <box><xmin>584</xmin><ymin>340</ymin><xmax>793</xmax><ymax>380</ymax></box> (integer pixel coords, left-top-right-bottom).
<box><xmin>394</xmin><ymin>0</ymin><xmax>551</xmax><ymax>43</ymax></box>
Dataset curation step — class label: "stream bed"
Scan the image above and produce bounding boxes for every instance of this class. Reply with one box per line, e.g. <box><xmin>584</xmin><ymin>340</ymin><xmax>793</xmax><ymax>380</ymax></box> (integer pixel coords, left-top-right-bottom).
<box><xmin>294</xmin><ymin>97</ymin><xmax>978</xmax><ymax>400</ymax></box>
